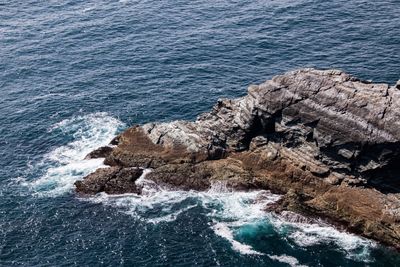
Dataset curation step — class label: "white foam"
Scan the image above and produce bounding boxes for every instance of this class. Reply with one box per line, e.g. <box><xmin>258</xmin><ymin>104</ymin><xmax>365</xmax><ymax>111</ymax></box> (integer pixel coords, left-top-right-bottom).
<box><xmin>199</xmin><ymin>182</ymin><xmax>281</xmax><ymax>225</ymax></box>
<box><xmin>86</xmin><ymin>170</ymin><xmax>196</xmax><ymax>221</ymax></box>
<box><xmin>147</xmin><ymin>204</ymin><xmax>198</xmax><ymax>224</ymax></box>
<box><xmin>26</xmin><ymin>112</ymin><xmax>124</xmax><ymax>197</ymax></box>
<box><xmin>29</xmin><ymin>158</ymin><xmax>105</xmax><ymax>196</ymax></box>
<box><xmin>268</xmin><ymin>254</ymin><xmax>308</xmax><ymax>267</ymax></box>
<box><xmin>212</xmin><ymin>222</ymin><xmax>263</xmax><ymax>255</ymax></box>
<box><xmin>84</xmin><ymin>178</ymin><xmax>279</xmax><ymax>255</ymax></box>
<box><xmin>199</xmin><ymin>185</ymin><xmax>280</xmax><ymax>256</ymax></box>
<box><xmin>271</xmin><ymin>216</ymin><xmax>376</xmax><ymax>262</ymax></box>
<box><xmin>80</xmin><ymin>176</ymin><xmax>376</xmax><ymax>260</ymax></box>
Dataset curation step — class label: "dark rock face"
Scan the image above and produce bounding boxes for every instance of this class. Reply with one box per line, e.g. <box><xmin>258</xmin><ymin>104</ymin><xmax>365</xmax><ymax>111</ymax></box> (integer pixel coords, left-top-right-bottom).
<box><xmin>75</xmin><ymin>167</ymin><xmax>143</xmax><ymax>194</ymax></box>
<box><xmin>84</xmin><ymin>146</ymin><xmax>114</xmax><ymax>159</ymax></box>
<box><xmin>76</xmin><ymin>69</ymin><xmax>400</xmax><ymax>249</ymax></box>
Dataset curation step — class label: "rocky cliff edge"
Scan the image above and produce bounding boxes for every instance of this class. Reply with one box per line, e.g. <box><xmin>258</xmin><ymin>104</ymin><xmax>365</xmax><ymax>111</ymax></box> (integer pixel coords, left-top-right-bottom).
<box><xmin>75</xmin><ymin>69</ymin><xmax>400</xmax><ymax>249</ymax></box>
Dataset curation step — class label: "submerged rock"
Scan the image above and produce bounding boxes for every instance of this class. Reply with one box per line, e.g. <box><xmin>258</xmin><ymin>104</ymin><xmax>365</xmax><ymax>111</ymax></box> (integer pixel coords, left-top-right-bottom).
<box><xmin>77</xmin><ymin>68</ymin><xmax>400</xmax><ymax>249</ymax></box>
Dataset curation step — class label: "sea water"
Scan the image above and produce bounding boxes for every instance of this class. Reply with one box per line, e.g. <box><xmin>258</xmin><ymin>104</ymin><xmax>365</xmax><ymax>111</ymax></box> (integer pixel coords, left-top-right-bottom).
<box><xmin>1</xmin><ymin>1</ymin><xmax>400</xmax><ymax>266</ymax></box>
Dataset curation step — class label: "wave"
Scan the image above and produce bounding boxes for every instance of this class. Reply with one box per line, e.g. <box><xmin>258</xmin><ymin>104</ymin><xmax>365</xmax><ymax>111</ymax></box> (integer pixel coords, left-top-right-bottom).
<box><xmin>86</xmin><ymin>178</ymin><xmax>375</xmax><ymax>261</ymax></box>
<box><xmin>87</xmin><ymin>178</ymin><xmax>279</xmax><ymax>255</ymax></box>
<box><xmin>268</xmin><ymin>211</ymin><xmax>376</xmax><ymax>262</ymax></box>
<box><xmin>285</xmin><ymin>220</ymin><xmax>376</xmax><ymax>262</ymax></box>
<box><xmin>212</xmin><ymin>222</ymin><xmax>263</xmax><ymax>255</ymax></box>
<box><xmin>22</xmin><ymin>112</ymin><xmax>124</xmax><ymax>197</ymax></box>
<box><xmin>268</xmin><ymin>254</ymin><xmax>308</xmax><ymax>267</ymax></box>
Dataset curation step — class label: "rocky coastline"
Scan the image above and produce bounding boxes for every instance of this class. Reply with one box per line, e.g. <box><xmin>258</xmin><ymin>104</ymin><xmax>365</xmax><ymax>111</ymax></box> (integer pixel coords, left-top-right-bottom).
<box><xmin>75</xmin><ymin>69</ymin><xmax>400</xmax><ymax>250</ymax></box>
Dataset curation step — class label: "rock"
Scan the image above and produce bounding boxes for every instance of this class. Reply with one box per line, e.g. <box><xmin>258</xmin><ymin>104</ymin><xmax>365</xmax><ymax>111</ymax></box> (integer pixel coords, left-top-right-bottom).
<box><xmin>75</xmin><ymin>167</ymin><xmax>143</xmax><ymax>194</ymax></box>
<box><xmin>84</xmin><ymin>146</ymin><xmax>113</xmax><ymax>159</ymax></box>
<box><xmin>110</xmin><ymin>135</ymin><xmax>121</xmax><ymax>145</ymax></box>
<box><xmin>77</xmin><ymin>68</ymin><xmax>400</xmax><ymax>250</ymax></box>
<box><xmin>146</xmin><ymin>158</ymin><xmax>255</xmax><ymax>191</ymax></box>
<box><xmin>396</xmin><ymin>80</ymin><xmax>400</xmax><ymax>90</ymax></box>
<box><xmin>306</xmin><ymin>186</ymin><xmax>400</xmax><ymax>248</ymax></box>
<box><xmin>103</xmin><ymin>125</ymin><xmax>209</xmax><ymax>168</ymax></box>
<box><xmin>249</xmin><ymin>135</ymin><xmax>268</xmax><ymax>150</ymax></box>
<box><xmin>278</xmin><ymin>210</ymin><xmax>319</xmax><ymax>224</ymax></box>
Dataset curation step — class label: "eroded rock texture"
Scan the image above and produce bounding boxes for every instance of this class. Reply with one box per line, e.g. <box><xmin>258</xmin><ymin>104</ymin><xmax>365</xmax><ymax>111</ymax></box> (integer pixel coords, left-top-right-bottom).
<box><xmin>76</xmin><ymin>69</ymin><xmax>400</xmax><ymax>249</ymax></box>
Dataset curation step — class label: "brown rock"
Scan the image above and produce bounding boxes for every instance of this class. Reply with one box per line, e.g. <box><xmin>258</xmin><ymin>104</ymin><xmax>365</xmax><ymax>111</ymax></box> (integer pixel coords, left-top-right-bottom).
<box><xmin>84</xmin><ymin>146</ymin><xmax>113</xmax><ymax>159</ymax></box>
<box><xmin>75</xmin><ymin>167</ymin><xmax>143</xmax><ymax>195</ymax></box>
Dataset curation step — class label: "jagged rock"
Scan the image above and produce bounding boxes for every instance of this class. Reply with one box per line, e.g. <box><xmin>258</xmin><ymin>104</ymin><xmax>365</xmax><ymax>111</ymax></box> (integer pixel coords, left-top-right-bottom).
<box><xmin>75</xmin><ymin>167</ymin><xmax>143</xmax><ymax>194</ymax></box>
<box><xmin>84</xmin><ymin>146</ymin><xmax>113</xmax><ymax>159</ymax></box>
<box><xmin>396</xmin><ymin>80</ymin><xmax>400</xmax><ymax>90</ymax></box>
<box><xmin>76</xmin><ymin>68</ymin><xmax>400</xmax><ymax>250</ymax></box>
<box><xmin>278</xmin><ymin>210</ymin><xmax>319</xmax><ymax>224</ymax></box>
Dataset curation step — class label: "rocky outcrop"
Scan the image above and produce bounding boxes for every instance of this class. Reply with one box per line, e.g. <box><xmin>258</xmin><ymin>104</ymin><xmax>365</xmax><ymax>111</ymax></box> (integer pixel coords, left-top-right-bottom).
<box><xmin>75</xmin><ymin>167</ymin><xmax>143</xmax><ymax>194</ymax></box>
<box><xmin>76</xmin><ymin>69</ymin><xmax>400</xmax><ymax>249</ymax></box>
<box><xmin>84</xmin><ymin>146</ymin><xmax>114</xmax><ymax>160</ymax></box>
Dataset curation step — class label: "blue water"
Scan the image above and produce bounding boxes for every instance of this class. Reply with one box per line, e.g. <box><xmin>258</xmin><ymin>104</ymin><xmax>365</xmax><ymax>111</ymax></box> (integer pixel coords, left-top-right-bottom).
<box><xmin>1</xmin><ymin>0</ymin><xmax>400</xmax><ymax>266</ymax></box>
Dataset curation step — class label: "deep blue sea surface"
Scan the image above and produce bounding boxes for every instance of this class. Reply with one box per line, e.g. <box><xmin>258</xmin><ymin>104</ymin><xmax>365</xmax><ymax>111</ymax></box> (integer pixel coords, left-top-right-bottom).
<box><xmin>1</xmin><ymin>1</ymin><xmax>400</xmax><ymax>266</ymax></box>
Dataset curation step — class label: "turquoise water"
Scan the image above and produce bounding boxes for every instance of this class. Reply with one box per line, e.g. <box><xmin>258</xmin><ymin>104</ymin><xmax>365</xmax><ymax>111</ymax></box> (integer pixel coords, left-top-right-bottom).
<box><xmin>1</xmin><ymin>1</ymin><xmax>400</xmax><ymax>266</ymax></box>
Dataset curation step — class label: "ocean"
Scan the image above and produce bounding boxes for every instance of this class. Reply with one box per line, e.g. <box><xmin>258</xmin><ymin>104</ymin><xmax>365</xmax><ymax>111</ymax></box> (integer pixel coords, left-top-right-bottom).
<box><xmin>1</xmin><ymin>0</ymin><xmax>400</xmax><ymax>266</ymax></box>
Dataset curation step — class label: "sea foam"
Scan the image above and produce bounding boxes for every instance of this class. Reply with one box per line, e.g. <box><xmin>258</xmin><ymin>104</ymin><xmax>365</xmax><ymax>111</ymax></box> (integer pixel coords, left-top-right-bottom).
<box><xmin>270</xmin><ymin>214</ymin><xmax>376</xmax><ymax>262</ymax></box>
<box><xmin>86</xmin><ymin>179</ymin><xmax>376</xmax><ymax>261</ymax></box>
<box><xmin>268</xmin><ymin>254</ymin><xmax>309</xmax><ymax>267</ymax></box>
<box><xmin>24</xmin><ymin>112</ymin><xmax>124</xmax><ymax>197</ymax></box>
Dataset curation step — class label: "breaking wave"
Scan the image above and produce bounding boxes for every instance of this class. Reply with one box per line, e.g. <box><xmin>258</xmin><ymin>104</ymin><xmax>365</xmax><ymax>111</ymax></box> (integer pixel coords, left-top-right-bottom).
<box><xmin>22</xmin><ymin>112</ymin><xmax>125</xmax><ymax>197</ymax></box>
<box><xmin>87</xmin><ymin>176</ymin><xmax>376</xmax><ymax>262</ymax></box>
